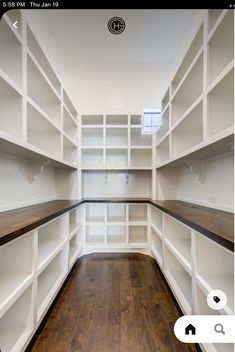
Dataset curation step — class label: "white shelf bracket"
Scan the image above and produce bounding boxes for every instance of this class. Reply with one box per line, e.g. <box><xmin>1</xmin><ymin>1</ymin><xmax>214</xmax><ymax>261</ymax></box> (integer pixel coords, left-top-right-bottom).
<box><xmin>28</xmin><ymin>159</ymin><xmax>50</xmax><ymax>183</ymax></box>
<box><xmin>184</xmin><ymin>159</ymin><xmax>206</xmax><ymax>183</ymax></box>
<box><xmin>126</xmin><ymin>171</ymin><xmax>129</xmax><ymax>185</ymax></box>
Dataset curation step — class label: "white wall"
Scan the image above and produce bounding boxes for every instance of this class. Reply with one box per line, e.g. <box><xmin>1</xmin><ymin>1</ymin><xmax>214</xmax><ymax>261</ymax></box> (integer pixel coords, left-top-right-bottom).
<box><xmin>64</xmin><ymin>63</ymin><xmax>170</xmax><ymax>113</ymax></box>
<box><xmin>0</xmin><ymin>155</ymin><xmax>57</xmax><ymax>211</ymax></box>
<box><xmin>177</xmin><ymin>156</ymin><xmax>234</xmax><ymax>212</ymax></box>
<box><xmin>82</xmin><ymin>171</ymin><xmax>152</xmax><ymax>198</ymax></box>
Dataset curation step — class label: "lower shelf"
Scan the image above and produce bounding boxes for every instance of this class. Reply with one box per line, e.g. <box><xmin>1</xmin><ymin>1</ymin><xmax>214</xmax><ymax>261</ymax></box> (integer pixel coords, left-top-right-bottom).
<box><xmin>0</xmin><ymin>285</ymin><xmax>33</xmax><ymax>352</ymax></box>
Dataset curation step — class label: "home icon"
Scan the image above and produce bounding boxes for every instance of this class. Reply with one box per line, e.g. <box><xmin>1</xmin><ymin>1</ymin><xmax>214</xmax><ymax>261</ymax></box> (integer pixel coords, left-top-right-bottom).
<box><xmin>185</xmin><ymin>324</ymin><xmax>196</xmax><ymax>335</ymax></box>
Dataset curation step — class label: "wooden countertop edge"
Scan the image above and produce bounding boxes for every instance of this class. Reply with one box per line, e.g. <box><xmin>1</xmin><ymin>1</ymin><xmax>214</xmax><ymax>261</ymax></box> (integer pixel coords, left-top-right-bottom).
<box><xmin>0</xmin><ymin>199</ymin><xmax>233</xmax><ymax>252</ymax></box>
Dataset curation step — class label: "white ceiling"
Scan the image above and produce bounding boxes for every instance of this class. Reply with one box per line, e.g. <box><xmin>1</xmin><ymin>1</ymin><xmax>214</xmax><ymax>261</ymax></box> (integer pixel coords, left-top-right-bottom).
<box><xmin>40</xmin><ymin>9</ymin><xmax>197</xmax><ymax>65</ymax></box>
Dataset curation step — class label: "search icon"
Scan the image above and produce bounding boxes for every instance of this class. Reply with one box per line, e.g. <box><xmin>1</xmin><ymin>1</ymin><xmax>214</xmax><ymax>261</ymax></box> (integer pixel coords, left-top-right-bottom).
<box><xmin>214</xmin><ymin>323</ymin><xmax>225</xmax><ymax>335</ymax></box>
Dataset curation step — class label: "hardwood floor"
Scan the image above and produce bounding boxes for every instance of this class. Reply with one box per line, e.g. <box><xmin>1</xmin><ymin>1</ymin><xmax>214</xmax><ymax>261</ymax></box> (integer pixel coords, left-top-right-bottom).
<box><xmin>31</xmin><ymin>253</ymin><xmax>199</xmax><ymax>352</ymax></box>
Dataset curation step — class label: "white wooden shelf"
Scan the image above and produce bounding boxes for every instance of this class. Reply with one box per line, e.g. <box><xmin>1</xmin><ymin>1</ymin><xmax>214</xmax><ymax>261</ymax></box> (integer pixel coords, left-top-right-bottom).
<box><xmin>63</xmin><ymin>135</ymin><xmax>77</xmax><ymax>165</ymax></box>
<box><xmin>207</xmin><ymin>67</ymin><xmax>233</xmax><ymax>138</ymax></box>
<box><xmin>27</xmin><ymin>55</ymin><xmax>61</xmax><ymax>125</ymax></box>
<box><xmin>81</xmin><ymin>115</ymin><xmax>103</xmax><ymax>125</ymax></box>
<box><xmin>130</xmin><ymin>149</ymin><xmax>152</xmax><ymax>168</ymax></box>
<box><xmin>27</xmin><ymin>26</ymin><xmax>61</xmax><ymax>94</ymax></box>
<box><xmin>128</xmin><ymin>225</ymin><xmax>147</xmax><ymax>244</ymax></box>
<box><xmin>86</xmin><ymin>204</ymin><xmax>105</xmax><ymax>222</ymax></box>
<box><xmin>0</xmin><ymin>285</ymin><xmax>33</xmax><ymax>352</ymax></box>
<box><xmin>82</xmin><ymin>148</ymin><xmax>103</xmax><ymax>169</ymax></box>
<box><xmin>69</xmin><ymin>207</ymin><xmax>83</xmax><ymax>236</ymax></box>
<box><xmin>0</xmin><ymin>75</ymin><xmax>23</xmax><ymax>139</ymax></box>
<box><xmin>107</xmin><ymin>203</ymin><xmax>126</xmax><ymax>222</ymax></box>
<box><xmin>128</xmin><ymin>204</ymin><xmax>147</xmax><ymax>222</ymax></box>
<box><xmin>130</xmin><ymin>114</ymin><xmax>141</xmax><ymax>125</ymax></box>
<box><xmin>151</xmin><ymin>228</ymin><xmax>163</xmax><ymax>267</ymax></box>
<box><xmin>207</xmin><ymin>10</ymin><xmax>223</xmax><ymax>34</ymax></box>
<box><xmin>69</xmin><ymin>231</ymin><xmax>82</xmax><ymax>268</ymax></box>
<box><xmin>106</xmin><ymin>114</ymin><xmax>128</xmax><ymax>125</ymax></box>
<box><xmin>0</xmin><ymin>16</ymin><xmax>22</xmax><ymax>88</ymax></box>
<box><xmin>130</xmin><ymin>128</ymin><xmax>152</xmax><ymax>147</ymax></box>
<box><xmin>106</xmin><ymin>149</ymin><xmax>128</xmax><ymax>168</ymax></box>
<box><xmin>106</xmin><ymin>128</ymin><xmax>128</xmax><ymax>147</ymax></box>
<box><xmin>63</xmin><ymin>107</ymin><xmax>77</xmax><ymax>144</ymax></box>
<box><xmin>0</xmin><ymin>232</ymin><xmax>34</xmax><ymax>314</ymax></box>
<box><xmin>27</xmin><ymin>103</ymin><xmax>61</xmax><ymax>158</ymax></box>
<box><xmin>164</xmin><ymin>247</ymin><xmax>192</xmax><ymax>314</ymax></box>
<box><xmin>171</xmin><ymin>52</ymin><xmax>203</xmax><ymax>124</ymax></box>
<box><xmin>171</xmin><ymin>24</ymin><xmax>203</xmax><ymax>94</ymax></box>
<box><xmin>156</xmin><ymin>136</ymin><xmax>169</xmax><ymax>164</ymax></box>
<box><xmin>151</xmin><ymin>206</ymin><xmax>162</xmax><ymax>233</ymax></box>
<box><xmin>86</xmin><ymin>225</ymin><xmax>106</xmax><ymax>244</ymax></box>
<box><xmin>195</xmin><ymin>232</ymin><xmax>234</xmax><ymax>314</ymax></box>
<box><xmin>157</xmin><ymin>107</ymin><xmax>169</xmax><ymax>141</ymax></box>
<box><xmin>107</xmin><ymin>225</ymin><xmax>126</xmax><ymax>244</ymax></box>
<box><xmin>161</xmin><ymin>89</ymin><xmax>170</xmax><ymax>111</ymax></box>
<box><xmin>207</xmin><ymin>11</ymin><xmax>234</xmax><ymax>85</ymax></box>
<box><xmin>63</xmin><ymin>90</ymin><xmax>77</xmax><ymax>121</ymax></box>
<box><xmin>37</xmin><ymin>247</ymin><xmax>67</xmax><ymax>321</ymax></box>
<box><xmin>82</xmin><ymin>127</ymin><xmax>103</xmax><ymax>147</ymax></box>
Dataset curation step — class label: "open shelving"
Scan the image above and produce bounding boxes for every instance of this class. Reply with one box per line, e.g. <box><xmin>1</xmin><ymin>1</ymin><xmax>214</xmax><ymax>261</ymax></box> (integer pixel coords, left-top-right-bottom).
<box><xmin>106</xmin><ymin>114</ymin><xmax>128</xmax><ymax>125</ymax></box>
<box><xmin>151</xmin><ymin>227</ymin><xmax>163</xmax><ymax>267</ymax></box>
<box><xmin>86</xmin><ymin>225</ymin><xmax>106</xmax><ymax>244</ymax></box>
<box><xmin>37</xmin><ymin>247</ymin><xmax>67</xmax><ymax>321</ymax></box>
<box><xmin>164</xmin><ymin>247</ymin><xmax>192</xmax><ymax>314</ymax></box>
<box><xmin>0</xmin><ymin>16</ymin><xmax>22</xmax><ymax>87</ymax></box>
<box><xmin>69</xmin><ymin>231</ymin><xmax>82</xmax><ymax>267</ymax></box>
<box><xmin>63</xmin><ymin>90</ymin><xmax>77</xmax><ymax>121</ymax></box>
<box><xmin>207</xmin><ymin>11</ymin><xmax>234</xmax><ymax>85</ymax></box>
<box><xmin>207</xmin><ymin>10</ymin><xmax>223</xmax><ymax>33</ymax></box>
<box><xmin>107</xmin><ymin>203</ymin><xmax>126</xmax><ymax>222</ymax></box>
<box><xmin>0</xmin><ymin>285</ymin><xmax>33</xmax><ymax>352</ymax></box>
<box><xmin>86</xmin><ymin>203</ymin><xmax>105</xmax><ymax>222</ymax></box>
<box><xmin>164</xmin><ymin>215</ymin><xmax>191</xmax><ymax>271</ymax></box>
<box><xmin>81</xmin><ymin>115</ymin><xmax>103</xmax><ymax>126</ymax></box>
<box><xmin>107</xmin><ymin>225</ymin><xmax>126</xmax><ymax>244</ymax></box>
<box><xmin>63</xmin><ymin>135</ymin><xmax>77</xmax><ymax>165</ymax></box>
<box><xmin>156</xmin><ymin>136</ymin><xmax>169</xmax><ymax>164</ymax></box>
<box><xmin>0</xmin><ymin>232</ymin><xmax>34</xmax><ymax>312</ymax></box>
<box><xmin>129</xmin><ymin>204</ymin><xmax>147</xmax><ymax>222</ymax></box>
<box><xmin>195</xmin><ymin>232</ymin><xmax>234</xmax><ymax>314</ymax></box>
<box><xmin>128</xmin><ymin>225</ymin><xmax>147</xmax><ymax>245</ymax></box>
<box><xmin>130</xmin><ymin>114</ymin><xmax>141</xmax><ymax>125</ymax></box>
<box><xmin>69</xmin><ymin>207</ymin><xmax>82</xmax><ymax>234</ymax></box>
<box><xmin>207</xmin><ymin>67</ymin><xmax>234</xmax><ymax>138</ymax></box>
<box><xmin>27</xmin><ymin>103</ymin><xmax>61</xmax><ymax>157</ymax></box>
<box><xmin>106</xmin><ymin>148</ymin><xmax>128</xmax><ymax>168</ymax></box>
<box><xmin>27</xmin><ymin>26</ymin><xmax>61</xmax><ymax>94</ymax></box>
<box><xmin>157</xmin><ymin>107</ymin><xmax>169</xmax><ymax>141</ymax></box>
<box><xmin>106</xmin><ymin>128</ymin><xmax>128</xmax><ymax>147</ymax></box>
<box><xmin>63</xmin><ymin>107</ymin><xmax>77</xmax><ymax>144</ymax></box>
<box><xmin>151</xmin><ymin>206</ymin><xmax>163</xmax><ymax>234</ymax></box>
<box><xmin>171</xmin><ymin>24</ymin><xmax>203</xmax><ymax>94</ymax></box>
<box><xmin>131</xmin><ymin>128</ymin><xmax>152</xmax><ymax>146</ymax></box>
<box><xmin>37</xmin><ymin>215</ymin><xmax>68</xmax><ymax>271</ymax></box>
<box><xmin>161</xmin><ymin>89</ymin><xmax>170</xmax><ymax>111</ymax></box>
<box><xmin>130</xmin><ymin>148</ymin><xmax>152</xmax><ymax>168</ymax></box>
<box><xmin>27</xmin><ymin>55</ymin><xmax>61</xmax><ymax>125</ymax></box>
<box><xmin>82</xmin><ymin>127</ymin><xmax>103</xmax><ymax>147</ymax></box>
<box><xmin>0</xmin><ymin>76</ymin><xmax>22</xmax><ymax>139</ymax></box>
<box><xmin>171</xmin><ymin>53</ymin><xmax>203</xmax><ymax>124</ymax></box>
<box><xmin>82</xmin><ymin>148</ymin><xmax>103</xmax><ymax>169</ymax></box>
<box><xmin>171</xmin><ymin>101</ymin><xmax>203</xmax><ymax>156</ymax></box>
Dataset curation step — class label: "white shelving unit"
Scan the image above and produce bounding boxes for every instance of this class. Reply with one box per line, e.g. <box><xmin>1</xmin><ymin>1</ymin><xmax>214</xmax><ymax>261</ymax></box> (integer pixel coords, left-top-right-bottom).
<box><xmin>84</xmin><ymin>203</ymin><xmax>149</xmax><ymax>250</ymax></box>
<box><xmin>151</xmin><ymin>227</ymin><xmax>163</xmax><ymax>267</ymax></box>
<box><xmin>156</xmin><ymin>10</ymin><xmax>234</xmax><ymax>170</ymax></box>
<box><xmin>0</xmin><ymin>10</ymin><xmax>79</xmax><ymax>176</ymax></box>
<box><xmin>81</xmin><ymin>114</ymin><xmax>153</xmax><ymax>169</ymax></box>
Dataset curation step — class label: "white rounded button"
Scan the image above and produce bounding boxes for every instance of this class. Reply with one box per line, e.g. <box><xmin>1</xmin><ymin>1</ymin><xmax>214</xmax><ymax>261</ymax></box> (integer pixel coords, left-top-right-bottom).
<box><xmin>207</xmin><ymin>290</ymin><xmax>227</xmax><ymax>310</ymax></box>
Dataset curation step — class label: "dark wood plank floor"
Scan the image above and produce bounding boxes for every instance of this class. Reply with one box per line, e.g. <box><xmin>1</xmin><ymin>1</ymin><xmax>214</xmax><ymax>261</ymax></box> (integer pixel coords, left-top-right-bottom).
<box><xmin>31</xmin><ymin>253</ymin><xmax>199</xmax><ymax>352</ymax></box>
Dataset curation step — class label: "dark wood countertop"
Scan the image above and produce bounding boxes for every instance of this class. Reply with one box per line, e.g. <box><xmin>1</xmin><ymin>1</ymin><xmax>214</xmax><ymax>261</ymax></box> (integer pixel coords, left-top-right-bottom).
<box><xmin>149</xmin><ymin>200</ymin><xmax>234</xmax><ymax>252</ymax></box>
<box><xmin>0</xmin><ymin>199</ymin><xmax>233</xmax><ymax>251</ymax></box>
